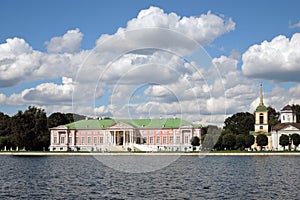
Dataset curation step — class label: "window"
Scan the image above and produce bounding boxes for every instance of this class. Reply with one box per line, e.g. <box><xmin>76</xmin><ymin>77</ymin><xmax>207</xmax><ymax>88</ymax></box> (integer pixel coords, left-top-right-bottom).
<box><xmin>100</xmin><ymin>137</ymin><xmax>104</xmax><ymax>144</ymax></box>
<box><xmin>184</xmin><ymin>136</ymin><xmax>189</xmax><ymax>144</ymax></box>
<box><xmin>60</xmin><ymin>136</ymin><xmax>65</xmax><ymax>144</ymax></box>
<box><xmin>143</xmin><ymin>137</ymin><xmax>147</xmax><ymax>144</ymax></box>
<box><xmin>82</xmin><ymin>137</ymin><xmax>85</xmax><ymax>144</ymax></box>
<box><xmin>156</xmin><ymin>136</ymin><xmax>160</xmax><ymax>144</ymax></box>
<box><xmin>259</xmin><ymin>113</ymin><xmax>264</xmax><ymax>124</ymax></box>
<box><xmin>94</xmin><ymin>137</ymin><xmax>98</xmax><ymax>144</ymax></box>
<box><xmin>75</xmin><ymin>137</ymin><xmax>79</xmax><ymax>144</ymax></box>
<box><xmin>150</xmin><ymin>137</ymin><xmax>154</xmax><ymax>144</ymax></box>
<box><xmin>260</xmin><ymin>126</ymin><xmax>263</xmax><ymax>130</ymax></box>
<box><xmin>169</xmin><ymin>136</ymin><xmax>174</xmax><ymax>144</ymax></box>
<box><xmin>88</xmin><ymin>137</ymin><xmax>91</xmax><ymax>144</ymax></box>
<box><xmin>53</xmin><ymin>137</ymin><xmax>57</xmax><ymax>144</ymax></box>
<box><xmin>68</xmin><ymin>137</ymin><xmax>72</xmax><ymax>144</ymax></box>
<box><xmin>163</xmin><ymin>136</ymin><xmax>166</xmax><ymax>144</ymax></box>
<box><xmin>176</xmin><ymin>136</ymin><xmax>180</xmax><ymax>144</ymax></box>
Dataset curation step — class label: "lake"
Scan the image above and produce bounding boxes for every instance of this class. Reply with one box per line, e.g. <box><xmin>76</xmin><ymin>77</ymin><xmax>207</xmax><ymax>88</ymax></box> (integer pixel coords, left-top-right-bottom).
<box><xmin>0</xmin><ymin>155</ymin><xmax>299</xmax><ymax>199</ymax></box>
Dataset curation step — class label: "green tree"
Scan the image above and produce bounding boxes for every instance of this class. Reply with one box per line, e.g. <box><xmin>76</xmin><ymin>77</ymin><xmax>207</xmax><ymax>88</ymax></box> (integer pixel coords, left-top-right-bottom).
<box><xmin>245</xmin><ymin>134</ymin><xmax>255</xmax><ymax>148</ymax></box>
<box><xmin>191</xmin><ymin>136</ymin><xmax>200</xmax><ymax>151</ymax></box>
<box><xmin>202</xmin><ymin>127</ymin><xmax>222</xmax><ymax>151</ymax></box>
<box><xmin>222</xmin><ymin>133</ymin><xmax>236</xmax><ymax>150</ymax></box>
<box><xmin>224</xmin><ymin>112</ymin><xmax>254</xmax><ymax>135</ymax></box>
<box><xmin>279</xmin><ymin>134</ymin><xmax>290</xmax><ymax>151</ymax></box>
<box><xmin>0</xmin><ymin>112</ymin><xmax>11</xmax><ymax>136</ymax></box>
<box><xmin>291</xmin><ymin>133</ymin><xmax>300</xmax><ymax>150</ymax></box>
<box><xmin>236</xmin><ymin>134</ymin><xmax>245</xmax><ymax>150</ymax></box>
<box><xmin>256</xmin><ymin>134</ymin><xmax>268</xmax><ymax>151</ymax></box>
<box><xmin>267</xmin><ymin>106</ymin><xmax>280</xmax><ymax>131</ymax></box>
<box><xmin>292</xmin><ymin>104</ymin><xmax>300</xmax><ymax>123</ymax></box>
<box><xmin>47</xmin><ymin>112</ymin><xmax>70</xmax><ymax>128</ymax></box>
<box><xmin>10</xmin><ymin>106</ymin><xmax>49</xmax><ymax>151</ymax></box>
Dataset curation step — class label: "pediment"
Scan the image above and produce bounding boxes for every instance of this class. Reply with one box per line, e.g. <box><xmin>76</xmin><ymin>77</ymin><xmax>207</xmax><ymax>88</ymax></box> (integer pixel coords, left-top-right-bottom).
<box><xmin>282</xmin><ymin>125</ymin><xmax>300</xmax><ymax>131</ymax></box>
<box><xmin>55</xmin><ymin>125</ymin><xmax>68</xmax><ymax>129</ymax></box>
<box><xmin>108</xmin><ymin>121</ymin><xmax>134</xmax><ymax>129</ymax></box>
<box><xmin>180</xmin><ymin>124</ymin><xmax>193</xmax><ymax>128</ymax></box>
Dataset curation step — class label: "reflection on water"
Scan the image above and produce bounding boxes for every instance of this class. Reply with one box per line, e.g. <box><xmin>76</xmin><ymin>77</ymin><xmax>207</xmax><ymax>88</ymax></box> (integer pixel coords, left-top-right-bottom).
<box><xmin>0</xmin><ymin>155</ymin><xmax>299</xmax><ymax>199</ymax></box>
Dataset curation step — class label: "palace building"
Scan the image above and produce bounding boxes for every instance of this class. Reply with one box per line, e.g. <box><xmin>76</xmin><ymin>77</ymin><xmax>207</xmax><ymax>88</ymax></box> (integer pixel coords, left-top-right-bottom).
<box><xmin>49</xmin><ymin>117</ymin><xmax>202</xmax><ymax>152</ymax></box>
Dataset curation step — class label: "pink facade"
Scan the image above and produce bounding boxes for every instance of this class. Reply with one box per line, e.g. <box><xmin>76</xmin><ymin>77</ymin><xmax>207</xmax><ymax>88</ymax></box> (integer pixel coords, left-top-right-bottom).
<box><xmin>49</xmin><ymin>120</ymin><xmax>202</xmax><ymax>151</ymax></box>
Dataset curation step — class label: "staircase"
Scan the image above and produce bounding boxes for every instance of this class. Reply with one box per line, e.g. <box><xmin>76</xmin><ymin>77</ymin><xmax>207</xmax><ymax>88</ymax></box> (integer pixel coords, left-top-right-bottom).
<box><xmin>133</xmin><ymin>144</ymin><xmax>158</xmax><ymax>152</ymax></box>
<box><xmin>106</xmin><ymin>145</ymin><xmax>127</xmax><ymax>152</ymax></box>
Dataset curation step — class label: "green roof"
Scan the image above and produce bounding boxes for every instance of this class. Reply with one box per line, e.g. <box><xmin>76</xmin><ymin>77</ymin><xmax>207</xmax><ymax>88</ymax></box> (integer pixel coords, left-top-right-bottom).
<box><xmin>256</xmin><ymin>105</ymin><xmax>268</xmax><ymax>112</ymax></box>
<box><xmin>65</xmin><ymin>119</ymin><xmax>116</xmax><ymax>129</ymax></box>
<box><xmin>53</xmin><ymin>118</ymin><xmax>201</xmax><ymax>129</ymax></box>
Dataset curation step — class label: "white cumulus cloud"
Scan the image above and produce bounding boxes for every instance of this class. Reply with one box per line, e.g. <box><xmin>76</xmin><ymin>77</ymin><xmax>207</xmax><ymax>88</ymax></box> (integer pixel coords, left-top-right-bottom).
<box><xmin>242</xmin><ymin>33</ymin><xmax>300</xmax><ymax>82</ymax></box>
<box><xmin>45</xmin><ymin>28</ymin><xmax>83</xmax><ymax>53</ymax></box>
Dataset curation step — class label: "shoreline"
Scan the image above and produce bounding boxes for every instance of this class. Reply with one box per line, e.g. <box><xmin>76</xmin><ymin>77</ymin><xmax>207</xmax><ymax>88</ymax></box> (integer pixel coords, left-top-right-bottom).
<box><xmin>1</xmin><ymin>152</ymin><xmax>300</xmax><ymax>156</ymax></box>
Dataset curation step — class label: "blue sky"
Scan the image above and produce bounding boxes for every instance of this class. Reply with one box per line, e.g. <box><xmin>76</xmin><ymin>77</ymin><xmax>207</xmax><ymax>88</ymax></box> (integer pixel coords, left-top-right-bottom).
<box><xmin>1</xmin><ymin>0</ymin><xmax>300</xmax><ymax>125</ymax></box>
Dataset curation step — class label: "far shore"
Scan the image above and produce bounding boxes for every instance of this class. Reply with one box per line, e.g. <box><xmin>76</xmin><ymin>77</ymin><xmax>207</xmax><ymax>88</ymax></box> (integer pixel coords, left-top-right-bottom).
<box><xmin>1</xmin><ymin>151</ymin><xmax>300</xmax><ymax>156</ymax></box>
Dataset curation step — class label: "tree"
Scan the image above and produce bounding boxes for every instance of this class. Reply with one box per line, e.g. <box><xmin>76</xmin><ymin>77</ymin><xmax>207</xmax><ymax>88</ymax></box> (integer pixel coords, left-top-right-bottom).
<box><xmin>47</xmin><ymin>112</ymin><xmax>70</xmax><ymax>128</ymax></box>
<box><xmin>0</xmin><ymin>112</ymin><xmax>11</xmax><ymax>136</ymax></box>
<box><xmin>256</xmin><ymin>134</ymin><xmax>268</xmax><ymax>150</ymax></box>
<box><xmin>245</xmin><ymin>135</ymin><xmax>255</xmax><ymax>148</ymax></box>
<box><xmin>279</xmin><ymin>134</ymin><xmax>290</xmax><ymax>151</ymax></box>
<box><xmin>267</xmin><ymin>106</ymin><xmax>280</xmax><ymax>131</ymax></box>
<box><xmin>191</xmin><ymin>136</ymin><xmax>200</xmax><ymax>151</ymax></box>
<box><xmin>291</xmin><ymin>133</ymin><xmax>300</xmax><ymax>150</ymax></box>
<box><xmin>10</xmin><ymin>106</ymin><xmax>49</xmax><ymax>151</ymax></box>
<box><xmin>292</xmin><ymin>104</ymin><xmax>300</xmax><ymax>123</ymax></box>
<box><xmin>236</xmin><ymin>134</ymin><xmax>245</xmax><ymax>150</ymax></box>
<box><xmin>222</xmin><ymin>133</ymin><xmax>236</xmax><ymax>150</ymax></box>
<box><xmin>224</xmin><ymin>112</ymin><xmax>254</xmax><ymax>135</ymax></box>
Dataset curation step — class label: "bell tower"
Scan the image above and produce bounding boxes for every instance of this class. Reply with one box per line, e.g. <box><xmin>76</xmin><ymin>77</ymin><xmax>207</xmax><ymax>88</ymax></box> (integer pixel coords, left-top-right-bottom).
<box><xmin>254</xmin><ymin>84</ymin><xmax>268</xmax><ymax>133</ymax></box>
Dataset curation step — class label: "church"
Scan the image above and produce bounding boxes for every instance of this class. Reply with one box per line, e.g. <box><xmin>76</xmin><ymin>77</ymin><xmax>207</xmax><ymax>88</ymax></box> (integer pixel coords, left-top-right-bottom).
<box><xmin>271</xmin><ymin>105</ymin><xmax>300</xmax><ymax>150</ymax></box>
<box><xmin>252</xmin><ymin>84</ymin><xmax>300</xmax><ymax>150</ymax></box>
<box><xmin>251</xmin><ymin>84</ymin><xmax>272</xmax><ymax>150</ymax></box>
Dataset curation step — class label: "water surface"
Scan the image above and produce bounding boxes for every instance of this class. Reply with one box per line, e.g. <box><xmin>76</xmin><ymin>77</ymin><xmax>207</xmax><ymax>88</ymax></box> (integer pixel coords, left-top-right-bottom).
<box><xmin>0</xmin><ymin>155</ymin><xmax>299</xmax><ymax>199</ymax></box>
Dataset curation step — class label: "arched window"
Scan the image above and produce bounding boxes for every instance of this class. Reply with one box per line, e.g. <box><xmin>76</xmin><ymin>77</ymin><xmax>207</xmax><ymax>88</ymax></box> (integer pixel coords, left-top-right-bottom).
<box><xmin>260</xmin><ymin>113</ymin><xmax>264</xmax><ymax>124</ymax></box>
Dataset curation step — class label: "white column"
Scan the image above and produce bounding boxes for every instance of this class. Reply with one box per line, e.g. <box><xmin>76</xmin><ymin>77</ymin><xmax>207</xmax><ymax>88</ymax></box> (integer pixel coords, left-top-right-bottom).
<box><xmin>173</xmin><ymin>130</ymin><xmax>175</xmax><ymax>145</ymax></box>
<box><xmin>123</xmin><ymin>131</ymin><xmax>125</xmax><ymax>146</ymax></box>
<box><xmin>73</xmin><ymin>131</ymin><xmax>76</xmax><ymax>146</ymax></box>
<box><xmin>113</xmin><ymin>131</ymin><xmax>116</xmax><ymax>145</ymax></box>
<box><xmin>50</xmin><ymin>131</ymin><xmax>54</xmax><ymax>145</ymax></box>
<box><xmin>131</xmin><ymin>131</ymin><xmax>134</xmax><ymax>144</ymax></box>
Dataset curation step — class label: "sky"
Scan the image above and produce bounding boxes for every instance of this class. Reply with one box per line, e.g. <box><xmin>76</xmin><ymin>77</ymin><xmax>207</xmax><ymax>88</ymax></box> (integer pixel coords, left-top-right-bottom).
<box><xmin>0</xmin><ymin>0</ymin><xmax>300</xmax><ymax>126</ymax></box>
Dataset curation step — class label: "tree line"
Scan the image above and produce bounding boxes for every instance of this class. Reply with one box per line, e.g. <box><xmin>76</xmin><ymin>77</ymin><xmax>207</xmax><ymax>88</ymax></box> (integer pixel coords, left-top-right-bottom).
<box><xmin>0</xmin><ymin>106</ymin><xmax>85</xmax><ymax>151</ymax></box>
<box><xmin>191</xmin><ymin>105</ymin><xmax>300</xmax><ymax>151</ymax></box>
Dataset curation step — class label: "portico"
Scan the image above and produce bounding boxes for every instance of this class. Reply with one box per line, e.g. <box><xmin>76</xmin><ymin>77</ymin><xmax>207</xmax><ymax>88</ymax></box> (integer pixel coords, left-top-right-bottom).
<box><xmin>109</xmin><ymin>130</ymin><xmax>135</xmax><ymax>146</ymax></box>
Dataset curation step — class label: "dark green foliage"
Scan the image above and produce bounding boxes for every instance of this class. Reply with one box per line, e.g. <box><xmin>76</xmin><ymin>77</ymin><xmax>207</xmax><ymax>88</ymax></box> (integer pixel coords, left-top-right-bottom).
<box><xmin>0</xmin><ymin>112</ymin><xmax>11</xmax><ymax>137</ymax></box>
<box><xmin>292</xmin><ymin>104</ymin><xmax>300</xmax><ymax>123</ymax></box>
<box><xmin>47</xmin><ymin>112</ymin><xmax>86</xmax><ymax>128</ymax></box>
<box><xmin>10</xmin><ymin>106</ymin><xmax>49</xmax><ymax>151</ymax></box>
<box><xmin>256</xmin><ymin>134</ymin><xmax>268</xmax><ymax>150</ymax></box>
<box><xmin>291</xmin><ymin>133</ymin><xmax>300</xmax><ymax>150</ymax></box>
<box><xmin>224</xmin><ymin>112</ymin><xmax>254</xmax><ymax>135</ymax></box>
<box><xmin>279</xmin><ymin>134</ymin><xmax>290</xmax><ymax>151</ymax></box>
<box><xmin>191</xmin><ymin>136</ymin><xmax>200</xmax><ymax>146</ymax></box>
<box><xmin>236</xmin><ymin>134</ymin><xmax>245</xmax><ymax>150</ymax></box>
<box><xmin>222</xmin><ymin>133</ymin><xmax>236</xmax><ymax>150</ymax></box>
<box><xmin>267</xmin><ymin>106</ymin><xmax>280</xmax><ymax>131</ymax></box>
<box><xmin>0</xmin><ymin>107</ymin><xmax>87</xmax><ymax>151</ymax></box>
<box><xmin>202</xmin><ymin>126</ymin><xmax>222</xmax><ymax>150</ymax></box>
<box><xmin>245</xmin><ymin>134</ymin><xmax>255</xmax><ymax>148</ymax></box>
